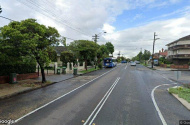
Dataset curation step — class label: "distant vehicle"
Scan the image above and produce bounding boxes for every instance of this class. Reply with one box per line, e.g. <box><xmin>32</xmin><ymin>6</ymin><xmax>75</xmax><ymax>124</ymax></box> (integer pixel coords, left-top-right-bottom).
<box><xmin>104</xmin><ymin>57</ymin><xmax>117</xmax><ymax>68</ymax></box>
<box><xmin>121</xmin><ymin>60</ymin><xmax>127</xmax><ymax>63</ymax></box>
<box><xmin>135</xmin><ymin>61</ymin><xmax>140</xmax><ymax>64</ymax></box>
<box><xmin>130</xmin><ymin>62</ymin><xmax>136</xmax><ymax>66</ymax></box>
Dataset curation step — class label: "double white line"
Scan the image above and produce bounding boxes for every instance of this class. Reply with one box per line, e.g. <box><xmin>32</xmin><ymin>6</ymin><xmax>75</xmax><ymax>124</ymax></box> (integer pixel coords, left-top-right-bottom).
<box><xmin>83</xmin><ymin>77</ymin><xmax>120</xmax><ymax>125</ymax></box>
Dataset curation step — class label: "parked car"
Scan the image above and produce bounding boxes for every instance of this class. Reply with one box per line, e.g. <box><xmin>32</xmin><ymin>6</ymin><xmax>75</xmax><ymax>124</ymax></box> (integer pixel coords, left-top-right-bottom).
<box><xmin>130</xmin><ymin>62</ymin><xmax>136</xmax><ymax>66</ymax></box>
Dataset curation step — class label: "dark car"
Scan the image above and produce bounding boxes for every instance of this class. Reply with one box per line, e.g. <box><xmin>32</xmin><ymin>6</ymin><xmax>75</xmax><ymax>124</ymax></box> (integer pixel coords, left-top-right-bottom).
<box><xmin>121</xmin><ymin>60</ymin><xmax>127</xmax><ymax>63</ymax></box>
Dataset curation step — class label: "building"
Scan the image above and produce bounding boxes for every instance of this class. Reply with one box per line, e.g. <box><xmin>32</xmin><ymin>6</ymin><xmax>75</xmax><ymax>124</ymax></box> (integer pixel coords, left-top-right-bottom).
<box><xmin>159</xmin><ymin>48</ymin><xmax>168</xmax><ymax>58</ymax></box>
<box><xmin>166</xmin><ymin>35</ymin><xmax>190</xmax><ymax>65</ymax></box>
<box><xmin>54</xmin><ymin>46</ymin><xmax>67</xmax><ymax>66</ymax></box>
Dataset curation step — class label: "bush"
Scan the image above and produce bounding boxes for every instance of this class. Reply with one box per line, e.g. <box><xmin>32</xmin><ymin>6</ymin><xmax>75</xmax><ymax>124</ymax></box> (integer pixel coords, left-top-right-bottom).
<box><xmin>0</xmin><ymin>63</ymin><xmax>36</xmax><ymax>76</ymax></box>
<box><xmin>98</xmin><ymin>63</ymin><xmax>102</xmax><ymax>69</ymax></box>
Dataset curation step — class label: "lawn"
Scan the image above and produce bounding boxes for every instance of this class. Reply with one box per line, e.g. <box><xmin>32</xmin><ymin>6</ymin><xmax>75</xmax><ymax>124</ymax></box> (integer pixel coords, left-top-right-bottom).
<box><xmin>141</xmin><ymin>62</ymin><xmax>148</xmax><ymax>67</ymax></box>
<box><xmin>169</xmin><ymin>86</ymin><xmax>190</xmax><ymax>103</ymax></box>
<box><xmin>79</xmin><ymin>67</ymin><xmax>100</xmax><ymax>74</ymax></box>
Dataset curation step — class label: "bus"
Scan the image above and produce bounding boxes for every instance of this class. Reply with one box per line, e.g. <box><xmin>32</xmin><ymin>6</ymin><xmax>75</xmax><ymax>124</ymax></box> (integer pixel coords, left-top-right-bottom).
<box><xmin>104</xmin><ymin>57</ymin><xmax>117</xmax><ymax>68</ymax></box>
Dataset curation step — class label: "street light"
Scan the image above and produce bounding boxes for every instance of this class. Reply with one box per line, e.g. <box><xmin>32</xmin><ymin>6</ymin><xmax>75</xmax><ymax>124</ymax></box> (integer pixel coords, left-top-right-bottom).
<box><xmin>92</xmin><ymin>31</ymin><xmax>107</xmax><ymax>43</ymax></box>
<box><xmin>152</xmin><ymin>32</ymin><xmax>160</xmax><ymax>68</ymax></box>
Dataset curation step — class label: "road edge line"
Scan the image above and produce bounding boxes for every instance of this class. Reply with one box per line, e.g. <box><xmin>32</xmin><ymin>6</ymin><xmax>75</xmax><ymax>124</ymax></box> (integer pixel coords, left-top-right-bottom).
<box><xmin>14</xmin><ymin>67</ymin><xmax>117</xmax><ymax>123</ymax></box>
<box><xmin>151</xmin><ymin>83</ymin><xmax>177</xmax><ymax>125</ymax></box>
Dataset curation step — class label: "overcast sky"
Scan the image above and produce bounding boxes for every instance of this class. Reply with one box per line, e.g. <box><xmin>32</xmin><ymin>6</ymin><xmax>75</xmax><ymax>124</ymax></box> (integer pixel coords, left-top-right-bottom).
<box><xmin>1</xmin><ymin>0</ymin><xmax>190</xmax><ymax>58</ymax></box>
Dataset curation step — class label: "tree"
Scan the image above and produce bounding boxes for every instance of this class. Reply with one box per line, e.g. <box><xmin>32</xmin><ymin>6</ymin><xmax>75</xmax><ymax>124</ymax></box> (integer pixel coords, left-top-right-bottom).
<box><xmin>97</xmin><ymin>45</ymin><xmax>109</xmax><ymax>64</ymax></box>
<box><xmin>60</xmin><ymin>51</ymin><xmax>75</xmax><ymax>66</ymax></box>
<box><xmin>48</xmin><ymin>49</ymin><xmax>57</xmax><ymax>62</ymax></box>
<box><xmin>105</xmin><ymin>42</ymin><xmax>114</xmax><ymax>56</ymax></box>
<box><xmin>60</xmin><ymin>37</ymin><xmax>66</xmax><ymax>47</ymax></box>
<box><xmin>69</xmin><ymin>40</ymin><xmax>98</xmax><ymax>70</ymax></box>
<box><xmin>0</xmin><ymin>19</ymin><xmax>60</xmax><ymax>83</ymax></box>
<box><xmin>142</xmin><ymin>50</ymin><xmax>151</xmax><ymax>61</ymax></box>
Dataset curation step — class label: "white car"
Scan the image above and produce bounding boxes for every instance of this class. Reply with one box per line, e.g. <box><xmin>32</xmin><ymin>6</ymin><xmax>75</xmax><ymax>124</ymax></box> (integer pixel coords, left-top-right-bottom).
<box><xmin>130</xmin><ymin>62</ymin><xmax>136</xmax><ymax>66</ymax></box>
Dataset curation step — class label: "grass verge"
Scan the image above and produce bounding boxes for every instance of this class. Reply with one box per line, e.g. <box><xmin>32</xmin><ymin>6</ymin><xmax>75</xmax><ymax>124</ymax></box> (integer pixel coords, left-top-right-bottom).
<box><xmin>169</xmin><ymin>86</ymin><xmax>190</xmax><ymax>103</ymax></box>
<box><xmin>79</xmin><ymin>67</ymin><xmax>100</xmax><ymax>74</ymax></box>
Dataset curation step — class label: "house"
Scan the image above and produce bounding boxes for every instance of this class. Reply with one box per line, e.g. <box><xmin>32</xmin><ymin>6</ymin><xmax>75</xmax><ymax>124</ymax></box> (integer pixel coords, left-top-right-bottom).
<box><xmin>54</xmin><ymin>46</ymin><xmax>67</xmax><ymax>66</ymax></box>
<box><xmin>166</xmin><ymin>35</ymin><xmax>190</xmax><ymax>65</ymax></box>
<box><xmin>159</xmin><ymin>48</ymin><xmax>168</xmax><ymax>58</ymax></box>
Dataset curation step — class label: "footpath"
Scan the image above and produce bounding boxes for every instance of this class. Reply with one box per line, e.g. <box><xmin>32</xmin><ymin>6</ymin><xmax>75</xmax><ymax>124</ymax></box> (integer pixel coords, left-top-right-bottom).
<box><xmin>0</xmin><ymin>66</ymin><xmax>98</xmax><ymax>100</ymax></box>
<box><xmin>154</xmin><ymin>66</ymin><xmax>190</xmax><ymax>84</ymax></box>
<box><xmin>0</xmin><ymin>74</ymin><xmax>74</xmax><ymax>100</ymax></box>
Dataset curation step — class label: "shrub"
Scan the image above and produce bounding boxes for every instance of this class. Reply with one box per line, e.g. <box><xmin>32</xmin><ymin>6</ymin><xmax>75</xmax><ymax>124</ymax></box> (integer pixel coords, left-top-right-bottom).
<box><xmin>98</xmin><ymin>63</ymin><xmax>102</xmax><ymax>69</ymax></box>
<box><xmin>0</xmin><ymin>63</ymin><xmax>36</xmax><ymax>76</ymax></box>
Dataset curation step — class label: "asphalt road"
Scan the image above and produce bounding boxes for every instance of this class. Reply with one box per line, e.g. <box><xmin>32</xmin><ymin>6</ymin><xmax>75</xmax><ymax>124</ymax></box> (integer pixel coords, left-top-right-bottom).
<box><xmin>1</xmin><ymin>63</ymin><xmax>189</xmax><ymax>125</ymax></box>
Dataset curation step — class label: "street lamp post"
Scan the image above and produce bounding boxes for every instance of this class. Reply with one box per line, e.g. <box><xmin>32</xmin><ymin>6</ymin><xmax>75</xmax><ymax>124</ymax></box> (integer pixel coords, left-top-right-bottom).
<box><xmin>92</xmin><ymin>31</ymin><xmax>106</xmax><ymax>43</ymax></box>
<box><xmin>151</xmin><ymin>32</ymin><xmax>160</xmax><ymax>69</ymax></box>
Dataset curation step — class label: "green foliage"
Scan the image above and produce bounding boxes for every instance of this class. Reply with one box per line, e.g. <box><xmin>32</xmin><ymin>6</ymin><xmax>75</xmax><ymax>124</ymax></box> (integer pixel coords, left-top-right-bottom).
<box><xmin>60</xmin><ymin>37</ymin><xmax>67</xmax><ymax>47</ymax></box>
<box><xmin>159</xmin><ymin>57</ymin><xmax>172</xmax><ymax>64</ymax></box>
<box><xmin>132</xmin><ymin>49</ymin><xmax>151</xmax><ymax>61</ymax></box>
<box><xmin>98</xmin><ymin>63</ymin><xmax>103</xmax><ymax>69</ymax></box>
<box><xmin>97</xmin><ymin>44</ymin><xmax>109</xmax><ymax>64</ymax></box>
<box><xmin>0</xmin><ymin>19</ymin><xmax>60</xmax><ymax>82</ymax></box>
<box><xmin>60</xmin><ymin>51</ymin><xmax>75</xmax><ymax>66</ymax></box>
<box><xmin>169</xmin><ymin>87</ymin><xmax>190</xmax><ymax>103</ymax></box>
<box><xmin>105</xmin><ymin>42</ymin><xmax>114</xmax><ymax>55</ymax></box>
<box><xmin>69</xmin><ymin>40</ymin><xmax>98</xmax><ymax>70</ymax></box>
<box><xmin>0</xmin><ymin>63</ymin><xmax>36</xmax><ymax>76</ymax></box>
<box><xmin>48</xmin><ymin>49</ymin><xmax>57</xmax><ymax>62</ymax></box>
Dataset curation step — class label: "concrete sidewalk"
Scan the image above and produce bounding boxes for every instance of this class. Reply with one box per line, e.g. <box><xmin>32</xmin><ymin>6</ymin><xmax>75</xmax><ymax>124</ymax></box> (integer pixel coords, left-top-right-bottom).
<box><xmin>36</xmin><ymin>74</ymin><xmax>74</xmax><ymax>83</ymax></box>
<box><xmin>0</xmin><ymin>74</ymin><xmax>74</xmax><ymax>100</ymax></box>
<box><xmin>155</xmin><ymin>69</ymin><xmax>190</xmax><ymax>84</ymax></box>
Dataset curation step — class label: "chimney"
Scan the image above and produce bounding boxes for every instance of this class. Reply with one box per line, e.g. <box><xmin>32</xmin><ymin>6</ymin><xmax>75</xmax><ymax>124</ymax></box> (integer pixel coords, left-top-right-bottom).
<box><xmin>162</xmin><ymin>48</ymin><xmax>164</xmax><ymax>52</ymax></box>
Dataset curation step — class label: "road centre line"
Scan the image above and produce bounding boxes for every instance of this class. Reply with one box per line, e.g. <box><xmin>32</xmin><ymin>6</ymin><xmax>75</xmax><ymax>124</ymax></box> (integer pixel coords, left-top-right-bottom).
<box><xmin>14</xmin><ymin>67</ymin><xmax>117</xmax><ymax>123</ymax></box>
<box><xmin>84</xmin><ymin>77</ymin><xmax>120</xmax><ymax>125</ymax></box>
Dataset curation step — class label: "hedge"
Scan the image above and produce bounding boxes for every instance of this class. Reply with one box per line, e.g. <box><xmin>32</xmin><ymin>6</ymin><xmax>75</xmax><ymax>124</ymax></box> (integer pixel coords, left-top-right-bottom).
<box><xmin>0</xmin><ymin>63</ymin><xmax>36</xmax><ymax>76</ymax></box>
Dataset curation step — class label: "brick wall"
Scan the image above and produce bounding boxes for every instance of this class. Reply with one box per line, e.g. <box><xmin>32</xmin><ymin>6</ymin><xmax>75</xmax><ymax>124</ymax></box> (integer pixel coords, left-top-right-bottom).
<box><xmin>0</xmin><ymin>73</ymin><xmax>38</xmax><ymax>84</ymax></box>
<box><xmin>170</xmin><ymin>64</ymin><xmax>189</xmax><ymax>69</ymax></box>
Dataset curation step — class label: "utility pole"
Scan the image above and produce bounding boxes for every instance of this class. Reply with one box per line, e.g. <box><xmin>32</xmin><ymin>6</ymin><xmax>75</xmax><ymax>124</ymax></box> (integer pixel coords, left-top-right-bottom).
<box><xmin>92</xmin><ymin>34</ymin><xmax>99</xmax><ymax>43</ymax></box>
<box><xmin>151</xmin><ymin>32</ymin><xmax>160</xmax><ymax>68</ymax></box>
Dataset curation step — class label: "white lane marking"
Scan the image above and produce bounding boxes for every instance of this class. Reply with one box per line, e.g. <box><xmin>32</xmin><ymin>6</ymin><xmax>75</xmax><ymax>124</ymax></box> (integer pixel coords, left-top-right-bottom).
<box><xmin>151</xmin><ymin>83</ymin><xmax>177</xmax><ymax>125</ymax></box>
<box><xmin>125</xmin><ymin>65</ymin><xmax>127</xmax><ymax>69</ymax></box>
<box><xmin>84</xmin><ymin>77</ymin><xmax>120</xmax><ymax>125</ymax></box>
<box><xmin>15</xmin><ymin>67</ymin><xmax>117</xmax><ymax>123</ymax></box>
<box><xmin>169</xmin><ymin>80</ymin><xmax>173</xmax><ymax>82</ymax></box>
<box><xmin>89</xmin><ymin>77</ymin><xmax>120</xmax><ymax>125</ymax></box>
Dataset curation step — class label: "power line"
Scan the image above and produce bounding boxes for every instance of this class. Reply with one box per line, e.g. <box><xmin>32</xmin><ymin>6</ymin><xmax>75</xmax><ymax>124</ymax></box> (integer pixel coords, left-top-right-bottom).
<box><xmin>17</xmin><ymin>0</ymin><xmax>91</xmax><ymax>38</ymax></box>
<box><xmin>0</xmin><ymin>16</ymin><xmax>15</xmax><ymax>21</ymax></box>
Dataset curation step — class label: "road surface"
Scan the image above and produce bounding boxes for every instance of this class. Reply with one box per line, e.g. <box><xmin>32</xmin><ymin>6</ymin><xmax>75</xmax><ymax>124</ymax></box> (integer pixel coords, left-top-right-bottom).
<box><xmin>0</xmin><ymin>63</ymin><xmax>189</xmax><ymax>125</ymax></box>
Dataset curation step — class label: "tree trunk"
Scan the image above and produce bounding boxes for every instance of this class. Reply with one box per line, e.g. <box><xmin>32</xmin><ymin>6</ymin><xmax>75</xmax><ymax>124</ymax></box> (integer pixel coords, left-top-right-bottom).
<box><xmin>38</xmin><ymin>62</ymin><xmax>46</xmax><ymax>83</ymax></box>
<box><xmin>41</xmin><ymin>67</ymin><xmax>46</xmax><ymax>83</ymax></box>
<box><xmin>85</xmin><ymin>59</ymin><xmax>87</xmax><ymax>71</ymax></box>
